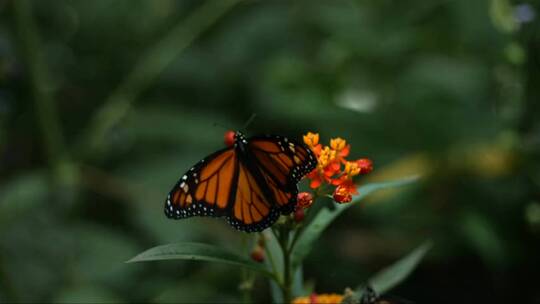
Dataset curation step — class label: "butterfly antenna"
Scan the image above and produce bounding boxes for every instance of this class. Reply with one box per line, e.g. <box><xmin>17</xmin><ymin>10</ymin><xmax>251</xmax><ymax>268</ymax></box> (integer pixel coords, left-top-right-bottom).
<box><xmin>241</xmin><ymin>113</ymin><xmax>257</xmax><ymax>131</ymax></box>
<box><xmin>213</xmin><ymin>122</ymin><xmax>231</xmax><ymax>130</ymax></box>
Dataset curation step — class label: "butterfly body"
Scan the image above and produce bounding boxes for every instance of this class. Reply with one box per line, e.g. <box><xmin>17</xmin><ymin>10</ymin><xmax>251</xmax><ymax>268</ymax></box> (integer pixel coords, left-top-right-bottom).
<box><xmin>164</xmin><ymin>131</ymin><xmax>317</xmax><ymax>232</ymax></box>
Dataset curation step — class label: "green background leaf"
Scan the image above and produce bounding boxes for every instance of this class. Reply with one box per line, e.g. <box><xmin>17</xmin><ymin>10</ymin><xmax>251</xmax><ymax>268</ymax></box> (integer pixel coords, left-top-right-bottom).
<box><xmin>128</xmin><ymin>242</ymin><xmax>273</xmax><ymax>278</ymax></box>
<box><xmin>3</xmin><ymin>0</ymin><xmax>538</xmax><ymax>301</ymax></box>
<box><xmin>363</xmin><ymin>241</ymin><xmax>432</xmax><ymax>295</ymax></box>
<box><xmin>291</xmin><ymin>176</ymin><xmax>420</xmax><ymax>268</ymax></box>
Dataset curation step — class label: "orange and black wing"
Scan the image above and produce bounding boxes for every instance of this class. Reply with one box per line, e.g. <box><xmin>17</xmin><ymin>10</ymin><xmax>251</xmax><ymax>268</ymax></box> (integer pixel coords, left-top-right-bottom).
<box><xmin>165</xmin><ymin>134</ymin><xmax>317</xmax><ymax>233</ymax></box>
<box><xmin>225</xmin><ymin>161</ymin><xmax>281</xmax><ymax>232</ymax></box>
<box><xmin>164</xmin><ymin>148</ymin><xmax>237</xmax><ymax>219</ymax></box>
<box><xmin>248</xmin><ymin>135</ymin><xmax>317</xmax><ymax>215</ymax></box>
<box><xmin>165</xmin><ymin>146</ymin><xmax>284</xmax><ymax>232</ymax></box>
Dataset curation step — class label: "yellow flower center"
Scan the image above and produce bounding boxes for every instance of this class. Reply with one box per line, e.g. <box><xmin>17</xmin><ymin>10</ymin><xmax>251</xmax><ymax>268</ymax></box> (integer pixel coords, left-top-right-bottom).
<box><xmin>303</xmin><ymin>132</ymin><xmax>319</xmax><ymax>147</ymax></box>
<box><xmin>330</xmin><ymin>137</ymin><xmax>347</xmax><ymax>151</ymax></box>
<box><xmin>318</xmin><ymin>146</ymin><xmax>336</xmax><ymax>169</ymax></box>
<box><xmin>344</xmin><ymin>161</ymin><xmax>360</xmax><ymax>178</ymax></box>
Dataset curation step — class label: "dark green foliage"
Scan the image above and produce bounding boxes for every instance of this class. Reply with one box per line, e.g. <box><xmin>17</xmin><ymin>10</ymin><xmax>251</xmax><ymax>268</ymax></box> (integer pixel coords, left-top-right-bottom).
<box><xmin>1</xmin><ymin>0</ymin><xmax>539</xmax><ymax>303</ymax></box>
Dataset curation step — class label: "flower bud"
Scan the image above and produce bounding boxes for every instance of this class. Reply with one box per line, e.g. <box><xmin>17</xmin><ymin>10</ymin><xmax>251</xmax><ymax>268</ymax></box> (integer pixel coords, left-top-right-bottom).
<box><xmin>333</xmin><ymin>185</ymin><xmax>352</xmax><ymax>203</ymax></box>
<box><xmin>297</xmin><ymin>192</ymin><xmax>314</xmax><ymax>209</ymax></box>
<box><xmin>294</xmin><ymin>208</ymin><xmax>305</xmax><ymax>223</ymax></box>
<box><xmin>250</xmin><ymin>245</ymin><xmax>265</xmax><ymax>263</ymax></box>
<box><xmin>357</xmin><ymin>158</ymin><xmax>373</xmax><ymax>174</ymax></box>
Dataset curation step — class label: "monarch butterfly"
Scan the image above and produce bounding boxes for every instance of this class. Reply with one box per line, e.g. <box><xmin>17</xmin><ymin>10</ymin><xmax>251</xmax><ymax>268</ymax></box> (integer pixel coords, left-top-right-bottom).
<box><xmin>360</xmin><ymin>286</ymin><xmax>414</xmax><ymax>304</ymax></box>
<box><xmin>164</xmin><ymin>131</ymin><xmax>317</xmax><ymax>232</ymax></box>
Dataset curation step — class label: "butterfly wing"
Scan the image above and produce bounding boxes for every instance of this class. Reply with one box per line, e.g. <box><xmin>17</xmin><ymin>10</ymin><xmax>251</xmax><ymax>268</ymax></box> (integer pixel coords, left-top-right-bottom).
<box><xmin>164</xmin><ymin>148</ymin><xmax>237</xmax><ymax>219</ymax></box>
<box><xmin>248</xmin><ymin>135</ymin><xmax>317</xmax><ymax>214</ymax></box>
<box><xmin>225</xmin><ymin>135</ymin><xmax>316</xmax><ymax>232</ymax></box>
<box><xmin>225</xmin><ymin>161</ymin><xmax>279</xmax><ymax>232</ymax></box>
<box><xmin>164</xmin><ymin>145</ymin><xmax>280</xmax><ymax>232</ymax></box>
<box><xmin>164</xmin><ymin>133</ymin><xmax>317</xmax><ymax>233</ymax></box>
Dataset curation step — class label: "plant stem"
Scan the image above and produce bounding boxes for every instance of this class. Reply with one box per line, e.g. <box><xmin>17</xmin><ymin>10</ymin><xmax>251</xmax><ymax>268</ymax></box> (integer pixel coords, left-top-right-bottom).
<box><xmin>261</xmin><ymin>233</ymin><xmax>280</xmax><ymax>282</ymax></box>
<box><xmin>288</xmin><ymin>190</ymin><xmax>321</xmax><ymax>259</ymax></box>
<box><xmin>289</xmin><ymin>229</ymin><xmax>301</xmax><ymax>255</ymax></box>
<box><xmin>279</xmin><ymin>226</ymin><xmax>292</xmax><ymax>304</ymax></box>
<box><xmin>240</xmin><ymin>235</ymin><xmax>252</xmax><ymax>304</ymax></box>
<box><xmin>240</xmin><ymin>268</ymin><xmax>252</xmax><ymax>304</ymax></box>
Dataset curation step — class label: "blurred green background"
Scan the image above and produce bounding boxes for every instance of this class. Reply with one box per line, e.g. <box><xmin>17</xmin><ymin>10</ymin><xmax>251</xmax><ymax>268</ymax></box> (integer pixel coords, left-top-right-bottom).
<box><xmin>1</xmin><ymin>0</ymin><xmax>540</xmax><ymax>303</ymax></box>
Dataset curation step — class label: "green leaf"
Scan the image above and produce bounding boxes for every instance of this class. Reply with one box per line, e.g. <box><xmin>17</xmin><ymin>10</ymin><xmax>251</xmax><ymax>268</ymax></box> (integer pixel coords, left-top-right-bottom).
<box><xmin>127</xmin><ymin>242</ymin><xmax>274</xmax><ymax>278</ymax></box>
<box><xmin>0</xmin><ymin>172</ymin><xmax>48</xmax><ymax>227</ymax></box>
<box><xmin>269</xmin><ymin>276</ymin><xmax>283</xmax><ymax>303</ymax></box>
<box><xmin>291</xmin><ymin>176</ymin><xmax>419</xmax><ymax>268</ymax></box>
<box><xmin>459</xmin><ymin>212</ymin><xmax>506</xmax><ymax>267</ymax></box>
<box><xmin>364</xmin><ymin>241</ymin><xmax>432</xmax><ymax>295</ymax></box>
<box><xmin>53</xmin><ymin>285</ymin><xmax>121</xmax><ymax>304</ymax></box>
<box><xmin>292</xmin><ymin>266</ymin><xmax>304</xmax><ymax>297</ymax></box>
<box><xmin>489</xmin><ymin>0</ymin><xmax>517</xmax><ymax>33</ymax></box>
<box><xmin>264</xmin><ymin>230</ymin><xmax>284</xmax><ymax>303</ymax></box>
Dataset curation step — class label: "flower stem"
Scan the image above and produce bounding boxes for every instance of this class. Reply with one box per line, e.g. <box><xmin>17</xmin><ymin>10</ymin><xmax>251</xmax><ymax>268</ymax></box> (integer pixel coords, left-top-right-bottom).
<box><xmin>289</xmin><ymin>229</ymin><xmax>301</xmax><ymax>255</ymax></box>
<box><xmin>240</xmin><ymin>235</ymin><xmax>252</xmax><ymax>303</ymax></box>
<box><xmin>261</xmin><ymin>233</ymin><xmax>279</xmax><ymax>281</ymax></box>
<box><xmin>279</xmin><ymin>226</ymin><xmax>292</xmax><ymax>304</ymax></box>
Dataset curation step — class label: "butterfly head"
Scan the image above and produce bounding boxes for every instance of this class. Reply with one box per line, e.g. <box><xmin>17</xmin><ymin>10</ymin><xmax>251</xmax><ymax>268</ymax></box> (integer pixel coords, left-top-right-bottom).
<box><xmin>224</xmin><ymin>130</ymin><xmax>248</xmax><ymax>149</ymax></box>
<box><xmin>224</xmin><ymin>130</ymin><xmax>236</xmax><ymax>147</ymax></box>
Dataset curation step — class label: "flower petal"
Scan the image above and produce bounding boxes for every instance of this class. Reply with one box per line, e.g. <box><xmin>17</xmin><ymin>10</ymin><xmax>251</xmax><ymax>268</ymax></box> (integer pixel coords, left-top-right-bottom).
<box><xmin>309</xmin><ymin>178</ymin><xmax>322</xmax><ymax>189</ymax></box>
<box><xmin>339</xmin><ymin>144</ymin><xmax>350</xmax><ymax>158</ymax></box>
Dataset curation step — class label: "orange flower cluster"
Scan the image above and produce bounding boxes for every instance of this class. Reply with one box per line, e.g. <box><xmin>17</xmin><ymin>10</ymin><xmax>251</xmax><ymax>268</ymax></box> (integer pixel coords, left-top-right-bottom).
<box><xmin>303</xmin><ymin>132</ymin><xmax>373</xmax><ymax>203</ymax></box>
<box><xmin>292</xmin><ymin>293</ymin><xmax>343</xmax><ymax>304</ymax></box>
